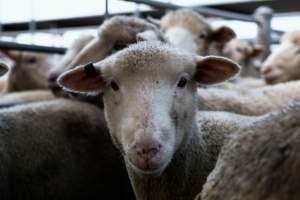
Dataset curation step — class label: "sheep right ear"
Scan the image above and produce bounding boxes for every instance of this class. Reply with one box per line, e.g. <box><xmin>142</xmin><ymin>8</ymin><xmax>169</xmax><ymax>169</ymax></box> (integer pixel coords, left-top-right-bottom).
<box><xmin>58</xmin><ymin>63</ymin><xmax>106</xmax><ymax>94</ymax></box>
<box><xmin>194</xmin><ymin>56</ymin><xmax>240</xmax><ymax>85</ymax></box>
<box><xmin>147</xmin><ymin>16</ymin><xmax>161</xmax><ymax>27</ymax></box>
<box><xmin>0</xmin><ymin>63</ymin><xmax>9</xmax><ymax>76</ymax></box>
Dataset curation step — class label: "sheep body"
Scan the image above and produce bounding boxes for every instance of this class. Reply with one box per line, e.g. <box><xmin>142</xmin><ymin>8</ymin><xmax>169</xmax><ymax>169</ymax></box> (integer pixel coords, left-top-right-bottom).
<box><xmin>0</xmin><ymin>99</ymin><xmax>134</xmax><ymax>200</ymax></box>
<box><xmin>199</xmin><ymin>102</ymin><xmax>300</xmax><ymax>200</ymax></box>
<box><xmin>0</xmin><ymin>90</ymin><xmax>56</xmax><ymax>107</ymax></box>
<box><xmin>198</xmin><ymin>80</ymin><xmax>300</xmax><ymax>115</ymax></box>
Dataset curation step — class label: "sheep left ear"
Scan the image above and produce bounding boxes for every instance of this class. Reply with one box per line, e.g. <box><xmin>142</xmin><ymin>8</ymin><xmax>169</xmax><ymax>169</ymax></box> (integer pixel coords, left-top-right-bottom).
<box><xmin>211</xmin><ymin>26</ymin><xmax>236</xmax><ymax>43</ymax></box>
<box><xmin>194</xmin><ymin>56</ymin><xmax>240</xmax><ymax>85</ymax></box>
<box><xmin>58</xmin><ymin>63</ymin><xmax>106</xmax><ymax>94</ymax></box>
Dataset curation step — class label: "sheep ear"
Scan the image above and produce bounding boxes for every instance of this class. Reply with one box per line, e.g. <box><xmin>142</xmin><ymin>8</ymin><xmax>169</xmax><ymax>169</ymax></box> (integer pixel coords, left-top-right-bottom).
<box><xmin>0</xmin><ymin>63</ymin><xmax>9</xmax><ymax>76</ymax></box>
<box><xmin>194</xmin><ymin>56</ymin><xmax>240</xmax><ymax>85</ymax></box>
<box><xmin>2</xmin><ymin>51</ymin><xmax>20</xmax><ymax>61</ymax></box>
<box><xmin>58</xmin><ymin>63</ymin><xmax>106</xmax><ymax>94</ymax></box>
<box><xmin>147</xmin><ymin>16</ymin><xmax>161</xmax><ymax>27</ymax></box>
<box><xmin>250</xmin><ymin>45</ymin><xmax>264</xmax><ymax>58</ymax></box>
<box><xmin>211</xmin><ymin>26</ymin><xmax>236</xmax><ymax>43</ymax></box>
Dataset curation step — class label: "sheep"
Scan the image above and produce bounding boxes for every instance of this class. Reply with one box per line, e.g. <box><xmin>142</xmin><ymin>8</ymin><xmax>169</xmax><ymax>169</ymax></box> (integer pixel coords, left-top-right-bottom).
<box><xmin>48</xmin><ymin>15</ymin><xmax>165</xmax><ymax>97</ymax></box>
<box><xmin>261</xmin><ymin>30</ymin><xmax>300</xmax><ymax>84</ymax></box>
<box><xmin>197</xmin><ymin>80</ymin><xmax>300</xmax><ymax>115</ymax></box>
<box><xmin>221</xmin><ymin>39</ymin><xmax>264</xmax><ymax>77</ymax></box>
<box><xmin>198</xmin><ymin>102</ymin><xmax>300</xmax><ymax>200</ymax></box>
<box><xmin>48</xmin><ymin>34</ymin><xmax>94</xmax><ymax>92</ymax></box>
<box><xmin>57</xmin><ymin>41</ymin><xmax>245</xmax><ymax>200</ymax></box>
<box><xmin>0</xmin><ymin>90</ymin><xmax>56</xmax><ymax>108</ymax></box>
<box><xmin>0</xmin><ymin>98</ymin><xmax>134</xmax><ymax>200</ymax></box>
<box><xmin>149</xmin><ymin>9</ymin><xmax>236</xmax><ymax>55</ymax></box>
<box><xmin>1</xmin><ymin>50</ymin><xmax>61</xmax><ymax>92</ymax></box>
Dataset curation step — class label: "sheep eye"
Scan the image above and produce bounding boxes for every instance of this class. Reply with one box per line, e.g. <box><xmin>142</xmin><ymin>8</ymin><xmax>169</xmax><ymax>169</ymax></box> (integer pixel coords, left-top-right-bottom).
<box><xmin>110</xmin><ymin>80</ymin><xmax>119</xmax><ymax>91</ymax></box>
<box><xmin>198</xmin><ymin>32</ymin><xmax>206</xmax><ymax>39</ymax></box>
<box><xmin>113</xmin><ymin>41</ymin><xmax>127</xmax><ymax>51</ymax></box>
<box><xmin>177</xmin><ymin>77</ymin><xmax>187</xmax><ymax>88</ymax></box>
<box><xmin>236</xmin><ymin>47</ymin><xmax>243</xmax><ymax>53</ymax></box>
<box><xmin>28</xmin><ymin>57</ymin><xmax>37</xmax><ymax>63</ymax></box>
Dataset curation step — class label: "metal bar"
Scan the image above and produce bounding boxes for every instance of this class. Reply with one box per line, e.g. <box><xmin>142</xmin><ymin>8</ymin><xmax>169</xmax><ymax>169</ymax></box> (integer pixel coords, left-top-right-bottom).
<box><xmin>0</xmin><ymin>10</ymin><xmax>164</xmax><ymax>32</ymax></box>
<box><xmin>123</xmin><ymin>0</ymin><xmax>284</xmax><ymax>36</ymax></box>
<box><xmin>123</xmin><ymin>0</ymin><xmax>258</xmax><ymax>23</ymax></box>
<box><xmin>0</xmin><ymin>41</ymin><xmax>66</xmax><ymax>54</ymax></box>
<box><xmin>105</xmin><ymin>0</ymin><xmax>109</xmax><ymax>19</ymax></box>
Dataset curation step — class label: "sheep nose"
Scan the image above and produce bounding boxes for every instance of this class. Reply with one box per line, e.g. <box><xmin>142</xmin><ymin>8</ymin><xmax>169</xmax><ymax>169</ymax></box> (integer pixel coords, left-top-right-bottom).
<box><xmin>48</xmin><ymin>73</ymin><xmax>61</xmax><ymax>93</ymax></box>
<box><xmin>261</xmin><ymin>65</ymin><xmax>272</xmax><ymax>75</ymax></box>
<box><xmin>134</xmin><ymin>143</ymin><xmax>161</xmax><ymax>160</ymax></box>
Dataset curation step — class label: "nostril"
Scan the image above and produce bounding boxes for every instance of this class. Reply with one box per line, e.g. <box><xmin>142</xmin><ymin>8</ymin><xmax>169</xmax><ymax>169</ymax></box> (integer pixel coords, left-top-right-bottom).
<box><xmin>135</xmin><ymin>143</ymin><xmax>161</xmax><ymax>159</ymax></box>
<box><xmin>261</xmin><ymin>66</ymin><xmax>272</xmax><ymax>75</ymax></box>
<box><xmin>48</xmin><ymin>74</ymin><xmax>58</xmax><ymax>83</ymax></box>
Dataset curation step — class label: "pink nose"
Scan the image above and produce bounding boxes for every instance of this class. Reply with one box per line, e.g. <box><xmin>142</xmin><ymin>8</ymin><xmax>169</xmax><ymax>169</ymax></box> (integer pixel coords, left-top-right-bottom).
<box><xmin>261</xmin><ymin>65</ymin><xmax>272</xmax><ymax>76</ymax></box>
<box><xmin>134</xmin><ymin>143</ymin><xmax>161</xmax><ymax>160</ymax></box>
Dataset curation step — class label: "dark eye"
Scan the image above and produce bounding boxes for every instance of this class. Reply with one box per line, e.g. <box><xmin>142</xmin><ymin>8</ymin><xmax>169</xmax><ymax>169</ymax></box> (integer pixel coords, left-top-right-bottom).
<box><xmin>28</xmin><ymin>57</ymin><xmax>37</xmax><ymax>63</ymax></box>
<box><xmin>199</xmin><ymin>32</ymin><xmax>206</xmax><ymax>39</ymax></box>
<box><xmin>295</xmin><ymin>48</ymin><xmax>300</xmax><ymax>54</ymax></box>
<box><xmin>113</xmin><ymin>41</ymin><xmax>127</xmax><ymax>51</ymax></box>
<box><xmin>177</xmin><ymin>77</ymin><xmax>187</xmax><ymax>88</ymax></box>
<box><xmin>110</xmin><ymin>80</ymin><xmax>119</xmax><ymax>91</ymax></box>
<box><xmin>236</xmin><ymin>47</ymin><xmax>243</xmax><ymax>53</ymax></box>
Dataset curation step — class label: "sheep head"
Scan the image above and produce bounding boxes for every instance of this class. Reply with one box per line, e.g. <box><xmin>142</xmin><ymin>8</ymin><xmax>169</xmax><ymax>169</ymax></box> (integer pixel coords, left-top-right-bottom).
<box><xmin>58</xmin><ymin>41</ymin><xmax>239</xmax><ymax>175</ymax></box>
<box><xmin>261</xmin><ymin>30</ymin><xmax>300</xmax><ymax>84</ymax></box>
<box><xmin>150</xmin><ymin>9</ymin><xmax>236</xmax><ymax>55</ymax></box>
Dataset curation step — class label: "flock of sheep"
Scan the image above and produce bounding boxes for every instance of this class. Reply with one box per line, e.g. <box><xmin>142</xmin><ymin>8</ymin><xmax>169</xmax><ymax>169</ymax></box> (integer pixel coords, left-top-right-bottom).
<box><xmin>0</xmin><ymin>9</ymin><xmax>299</xmax><ymax>200</ymax></box>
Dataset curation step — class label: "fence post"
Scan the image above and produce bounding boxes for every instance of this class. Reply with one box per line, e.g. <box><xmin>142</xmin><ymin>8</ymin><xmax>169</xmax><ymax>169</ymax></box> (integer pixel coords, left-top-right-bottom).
<box><xmin>254</xmin><ymin>6</ymin><xmax>274</xmax><ymax>59</ymax></box>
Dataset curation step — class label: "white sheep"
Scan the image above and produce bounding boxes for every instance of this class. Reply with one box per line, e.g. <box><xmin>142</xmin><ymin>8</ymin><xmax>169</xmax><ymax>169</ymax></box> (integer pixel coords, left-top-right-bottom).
<box><xmin>58</xmin><ymin>41</ymin><xmax>244</xmax><ymax>200</ymax></box>
<box><xmin>197</xmin><ymin>79</ymin><xmax>300</xmax><ymax>115</ymax></box>
<box><xmin>49</xmin><ymin>15</ymin><xmax>165</xmax><ymax>97</ymax></box>
<box><xmin>261</xmin><ymin>30</ymin><xmax>300</xmax><ymax>84</ymax></box>
<box><xmin>48</xmin><ymin>34</ymin><xmax>94</xmax><ymax>92</ymax></box>
<box><xmin>1</xmin><ymin>51</ymin><xmax>61</xmax><ymax>92</ymax></box>
<box><xmin>221</xmin><ymin>39</ymin><xmax>264</xmax><ymax>77</ymax></box>
<box><xmin>0</xmin><ymin>99</ymin><xmax>134</xmax><ymax>200</ymax></box>
<box><xmin>198</xmin><ymin>102</ymin><xmax>300</xmax><ymax>200</ymax></box>
<box><xmin>0</xmin><ymin>90</ymin><xmax>56</xmax><ymax>108</ymax></box>
<box><xmin>149</xmin><ymin>9</ymin><xmax>236</xmax><ymax>55</ymax></box>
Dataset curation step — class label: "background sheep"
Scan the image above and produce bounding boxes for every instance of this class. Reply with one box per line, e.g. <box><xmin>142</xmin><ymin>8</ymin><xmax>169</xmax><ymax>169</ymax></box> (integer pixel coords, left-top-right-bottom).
<box><xmin>58</xmin><ymin>41</ymin><xmax>244</xmax><ymax>200</ymax></box>
<box><xmin>222</xmin><ymin>39</ymin><xmax>264</xmax><ymax>77</ymax></box>
<box><xmin>0</xmin><ymin>90</ymin><xmax>56</xmax><ymax>108</ymax></box>
<box><xmin>48</xmin><ymin>34</ymin><xmax>95</xmax><ymax>92</ymax></box>
<box><xmin>1</xmin><ymin>51</ymin><xmax>61</xmax><ymax>92</ymax></box>
<box><xmin>197</xmin><ymin>80</ymin><xmax>300</xmax><ymax>115</ymax></box>
<box><xmin>198</xmin><ymin>102</ymin><xmax>300</xmax><ymax>200</ymax></box>
<box><xmin>49</xmin><ymin>15</ymin><xmax>165</xmax><ymax>98</ymax></box>
<box><xmin>0</xmin><ymin>99</ymin><xmax>134</xmax><ymax>200</ymax></box>
<box><xmin>261</xmin><ymin>30</ymin><xmax>300</xmax><ymax>84</ymax></box>
<box><xmin>149</xmin><ymin>9</ymin><xmax>236</xmax><ymax>55</ymax></box>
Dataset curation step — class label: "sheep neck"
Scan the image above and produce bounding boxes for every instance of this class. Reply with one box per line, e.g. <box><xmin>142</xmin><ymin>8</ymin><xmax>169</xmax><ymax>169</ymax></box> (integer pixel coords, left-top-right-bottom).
<box><xmin>126</xmin><ymin>122</ymin><xmax>215</xmax><ymax>200</ymax></box>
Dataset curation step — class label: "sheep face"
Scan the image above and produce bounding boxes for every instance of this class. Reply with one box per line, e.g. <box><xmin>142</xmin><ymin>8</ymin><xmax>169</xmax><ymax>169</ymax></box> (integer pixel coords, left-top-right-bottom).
<box><xmin>261</xmin><ymin>31</ymin><xmax>300</xmax><ymax>84</ymax></box>
<box><xmin>49</xmin><ymin>16</ymin><xmax>165</xmax><ymax>95</ymax></box>
<box><xmin>5</xmin><ymin>51</ymin><xmax>59</xmax><ymax>91</ymax></box>
<box><xmin>223</xmin><ymin>39</ymin><xmax>263</xmax><ymax>67</ymax></box>
<box><xmin>58</xmin><ymin>42</ymin><xmax>239</xmax><ymax>175</ymax></box>
<box><xmin>156</xmin><ymin>9</ymin><xmax>235</xmax><ymax>55</ymax></box>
